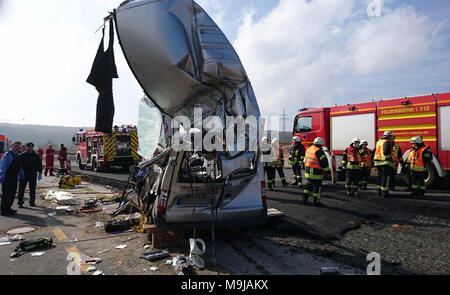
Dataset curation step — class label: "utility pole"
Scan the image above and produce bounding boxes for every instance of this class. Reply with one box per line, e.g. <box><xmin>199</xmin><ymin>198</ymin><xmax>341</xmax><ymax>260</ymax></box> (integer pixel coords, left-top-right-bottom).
<box><xmin>280</xmin><ymin>108</ymin><xmax>290</xmax><ymax>140</ymax></box>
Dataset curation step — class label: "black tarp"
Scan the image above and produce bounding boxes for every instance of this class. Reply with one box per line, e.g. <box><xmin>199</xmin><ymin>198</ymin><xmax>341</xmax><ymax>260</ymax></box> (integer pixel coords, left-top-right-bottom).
<box><xmin>86</xmin><ymin>19</ymin><xmax>118</xmax><ymax>133</ymax></box>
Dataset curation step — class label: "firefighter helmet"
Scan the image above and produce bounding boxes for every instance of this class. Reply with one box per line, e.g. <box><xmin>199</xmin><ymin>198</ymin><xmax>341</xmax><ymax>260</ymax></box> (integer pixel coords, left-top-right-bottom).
<box><xmin>351</xmin><ymin>137</ymin><xmax>361</xmax><ymax>145</ymax></box>
<box><xmin>261</xmin><ymin>136</ymin><xmax>269</xmax><ymax>143</ymax></box>
<box><xmin>361</xmin><ymin>139</ymin><xmax>368</xmax><ymax>145</ymax></box>
<box><xmin>293</xmin><ymin>136</ymin><xmax>302</xmax><ymax>143</ymax></box>
<box><xmin>382</xmin><ymin>131</ymin><xmax>395</xmax><ymax>138</ymax></box>
<box><xmin>272</xmin><ymin>138</ymin><xmax>279</xmax><ymax>144</ymax></box>
<box><xmin>313</xmin><ymin>137</ymin><xmax>325</xmax><ymax>146</ymax></box>
<box><xmin>411</xmin><ymin>136</ymin><xmax>423</xmax><ymax>144</ymax></box>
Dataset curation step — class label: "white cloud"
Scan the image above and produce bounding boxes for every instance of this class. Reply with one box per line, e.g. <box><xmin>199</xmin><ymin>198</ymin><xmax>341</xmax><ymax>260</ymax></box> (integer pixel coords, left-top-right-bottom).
<box><xmin>233</xmin><ymin>0</ymin><xmax>448</xmax><ymax>119</ymax></box>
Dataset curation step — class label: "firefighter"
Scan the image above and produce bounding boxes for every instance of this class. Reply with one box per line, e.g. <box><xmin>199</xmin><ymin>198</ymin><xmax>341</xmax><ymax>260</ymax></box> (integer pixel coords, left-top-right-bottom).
<box><xmin>0</xmin><ymin>141</ymin><xmax>25</xmax><ymax>216</ymax></box>
<box><xmin>58</xmin><ymin>144</ymin><xmax>68</xmax><ymax>175</ymax></box>
<box><xmin>342</xmin><ymin>138</ymin><xmax>362</xmax><ymax>196</ymax></box>
<box><xmin>289</xmin><ymin>136</ymin><xmax>305</xmax><ymax>187</ymax></box>
<box><xmin>407</xmin><ymin>136</ymin><xmax>433</xmax><ymax>197</ymax></box>
<box><xmin>374</xmin><ymin>131</ymin><xmax>396</xmax><ymax>198</ymax></box>
<box><xmin>390</xmin><ymin>138</ymin><xmax>403</xmax><ymax>191</ymax></box>
<box><xmin>303</xmin><ymin>137</ymin><xmax>330</xmax><ymax>206</ymax></box>
<box><xmin>271</xmin><ymin>138</ymin><xmax>287</xmax><ymax>187</ymax></box>
<box><xmin>359</xmin><ymin>139</ymin><xmax>373</xmax><ymax>190</ymax></box>
<box><xmin>44</xmin><ymin>144</ymin><xmax>56</xmax><ymax>176</ymax></box>
<box><xmin>37</xmin><ymin>147</ymin><xmax>44</xmax><ymax>162</ymax></box>
<box><xmin>261</xmin><ymin>137</ymin><xmax>275</xmax><ymax>190</ymax></box>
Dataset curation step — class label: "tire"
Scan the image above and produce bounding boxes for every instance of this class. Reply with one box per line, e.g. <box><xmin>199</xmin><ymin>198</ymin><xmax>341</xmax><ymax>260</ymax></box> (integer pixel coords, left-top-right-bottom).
<box><xmin>77</xmin><ymin>156</ymin><xmax>85</xmax><ymax>170</ymax></box>
<box><xmin>403</xmin><ymin>163</ymin><xmax>438</xmax><ymax>188</ymax></box>
<box><xmin>337</xmin><ymin>170</ymin><xmax>346</xmax><ymax>182</ymax></box>
<box><xmin>425</xmin><ymin>163</ymin><xmax>438</xmax><ymax>188</ymax></box>
<box><xmin>93</xmin><ymin>158</ymin><xmax>100</xmax><ymax>172</ymax></box>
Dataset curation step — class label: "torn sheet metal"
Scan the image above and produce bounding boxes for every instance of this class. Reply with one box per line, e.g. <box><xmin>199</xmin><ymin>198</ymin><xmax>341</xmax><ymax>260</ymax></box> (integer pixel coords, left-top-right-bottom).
<box><xmin>115</xmin><ymin>0</ymin><xmax>260</xmax><ymax>118</ymax></box>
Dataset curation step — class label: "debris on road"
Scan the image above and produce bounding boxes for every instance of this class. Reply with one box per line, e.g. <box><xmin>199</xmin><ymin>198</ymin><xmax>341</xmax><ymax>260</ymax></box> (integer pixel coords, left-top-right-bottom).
<box><xmin>150</xmin><ymin>266</ymin><xmax>159</xmax><ymax>272</ymax></box>
<box><xmin>87</xmin><ymin>266</ymin><xmax>97</xmax><ymax>272</ymax></box>
<box><xmin>97</xmin><ymin>249</ymin><xmax>110</xmax><ymax>254</ymax></box>
<box><xmin>48</xmin><ymin>211</ymin><xmax>57</xmax><ymax>217</ymax></box>
<box><xmin>115</xmin><ymin>244</ymin><xmax>128</xmax><ymax>250</ymax></box>
<box><xmin>43</xmin><ymin>190</ymin><xmax>77</xmax><ymax>205</ymax></box>
<box><xmin>82</xmin><ymin>258</ymin><xmax>102</xmax><ymax>265</ymax></box>
<box><xmin>76</xmin><ymin>199</ymin><xmax>103</xmax><ymax>213</ymax></box>
<box><xmin>0</xmin><ymin>235</ymin><xmax>24</xmax><ymax>245</ymax></box>
<box><xmin>140</xmin><ymin>249</ymin><xmax>170</xmax><ymax>262</ymax></box>
<box><xmin>10</xmin><ymin>237</ymin><xmax>53</xmax><ymax>258</ymax></box>
<box><xmin>31</xmin><ymin>252</ymin><xmax>46</xmax><ymax>257</ymax></box>
<box><xmin>95</xmin><ymin>222</ymin><xmax>105</xmax><ymax>227</ymax></box>
<box><xmin>92</xmin><ymin>270</ymin><xmax>104</xmax><ymax>275</ymax></box>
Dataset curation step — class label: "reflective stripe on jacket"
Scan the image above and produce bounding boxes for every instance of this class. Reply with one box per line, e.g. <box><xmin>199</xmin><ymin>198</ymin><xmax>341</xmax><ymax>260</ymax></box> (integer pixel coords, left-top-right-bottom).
<box><xmin>305</xmin><ymin>146</ymin><xmax>321</xmax><ymax>169</ymax></box>
<box><xmin>374</xmin><ymin>139</ymin><xmax>395</xmax><ymax>168</ymax></box>
<box><xmin>407</xmin><ymin>145</ymin><xmax>430</xmax><ymax>172</ymax></box>
<box><xmin>342</xmin><ymin>146</ymin><xmax>361</xmax><ymax>170</ymax></box>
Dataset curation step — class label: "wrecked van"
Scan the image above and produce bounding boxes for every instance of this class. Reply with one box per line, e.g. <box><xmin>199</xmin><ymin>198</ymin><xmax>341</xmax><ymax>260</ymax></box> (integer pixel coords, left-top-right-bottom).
<box><xmin>93</xmin><ymin>0</ymin><xmax>267</xmax><ymax>229</ymax></box>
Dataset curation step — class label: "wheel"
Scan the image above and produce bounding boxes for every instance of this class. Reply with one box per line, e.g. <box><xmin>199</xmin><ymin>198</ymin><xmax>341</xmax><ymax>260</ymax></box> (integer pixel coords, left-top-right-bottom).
<box><xmin>93</xmin><ymin>158</ymin><xmax>100</xmax><ymax>172</ymax></box>
<box><xmin>404</xmin><ymin>163</ymin><xmax>438</xmax><ymax>188</ymax></box>
<box><xmin>337</xmin><ymin>170</ymin><xmax>346</xmax><ymax>181</ymax></box>
<box><xmin>425</xmin><ymin>163</ymin><xmax>438</xmax><ymax>188</ymax></box>
<box><xmin>77</xmin><ymin>156</ymin><xmax>85</xmax><ymax>170</ymax></box>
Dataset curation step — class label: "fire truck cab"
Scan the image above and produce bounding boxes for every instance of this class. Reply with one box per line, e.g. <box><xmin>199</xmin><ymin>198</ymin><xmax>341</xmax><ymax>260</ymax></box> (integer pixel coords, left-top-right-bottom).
<box><xmin>73</xmin><ymin>125</ymin><xmax>139</xmax><ymax>172</ymax></box>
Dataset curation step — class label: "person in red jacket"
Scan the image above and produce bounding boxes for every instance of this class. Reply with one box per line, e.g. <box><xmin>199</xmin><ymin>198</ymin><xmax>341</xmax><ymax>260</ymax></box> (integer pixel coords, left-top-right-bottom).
<box><xmin>44</xmin><ymin>144</ymin><xmax>56</xmax><ymax>176</ymax></box>
<box><xmin>58</xmin><ymin>144</ymin><xmax>68</xmax><ymax>175</ymax></box>
<box><xmin>37</xmin><ymin>147</ymin><xmax>44</xmax><ymax>161</ymax></box>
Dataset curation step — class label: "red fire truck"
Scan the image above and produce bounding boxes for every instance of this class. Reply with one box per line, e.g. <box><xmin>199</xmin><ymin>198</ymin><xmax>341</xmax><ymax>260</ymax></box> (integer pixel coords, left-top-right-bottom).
<box><xmin>293</xmin><ymin>93</ymin><xmax>450</xmax><ymax>187</ymax></box>
<box><xmin>73</xmin><ymin>125</ymin><xmax>139</xmax><ymax>172</ymax></box>
<box><xmin>0</xmin><ymin>134</ymin><xmax>11</xmax><ymax>159</ymax></box>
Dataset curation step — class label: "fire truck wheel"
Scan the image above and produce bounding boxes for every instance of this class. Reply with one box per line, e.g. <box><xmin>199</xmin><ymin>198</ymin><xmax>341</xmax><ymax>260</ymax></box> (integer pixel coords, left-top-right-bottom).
<box><xmin>425</xmin><ymin>163</ymin><xmax>438</xmax><ymax>188</ymax></box>
<box><xmin>78</xmin><ymin>156</ymin><xmax>85</xmax><ymax>170</ymax></box>
<box><xmin>93</xmin><ymin>158</ymin><xmax>101</xmax><ymax>172</ymax></box>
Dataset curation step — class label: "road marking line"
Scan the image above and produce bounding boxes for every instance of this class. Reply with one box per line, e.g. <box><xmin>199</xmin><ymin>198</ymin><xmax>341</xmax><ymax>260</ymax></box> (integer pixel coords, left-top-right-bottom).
<box><xmin>51</xmin><ymin>227</ymin><xmax>68</xmax><ymax>241</ymax></box>
<box><xmin>66</xmin><ymin>246</ymin><xmax>89</xmax><ymax>273</ymax></box>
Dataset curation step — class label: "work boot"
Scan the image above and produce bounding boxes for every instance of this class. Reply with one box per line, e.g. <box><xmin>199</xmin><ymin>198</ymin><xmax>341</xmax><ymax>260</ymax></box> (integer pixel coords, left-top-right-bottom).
<box><xmin>313</xmin><ymin>199</ymin><xmax>324</xmax><ymax>207</ymax></box>
<box><xmin>30</xmin><ymin>203</ymin><xmax>37</xmax><ymax>207</ymax></box>
<box><xmin>302</xmin><ymin>194</ymin><xmax>309</xmax><ymax>204</ymax></box>
<box><xmin>291</xmin><ymin>180</ymin><xmax>298</xmax><ymax>186</ymax></box>
<box><xmin>18</xmin><ymin>204</ymin><xmax>24</xmax><ymax>208</ymax></box>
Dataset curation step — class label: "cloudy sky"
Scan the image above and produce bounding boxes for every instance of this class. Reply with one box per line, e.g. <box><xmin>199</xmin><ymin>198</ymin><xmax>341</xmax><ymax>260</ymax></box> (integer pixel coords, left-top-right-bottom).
<box><xmin>1</xmin><ymin>0</ymin><xmax>449</xmax><ymax>130</ymax></box>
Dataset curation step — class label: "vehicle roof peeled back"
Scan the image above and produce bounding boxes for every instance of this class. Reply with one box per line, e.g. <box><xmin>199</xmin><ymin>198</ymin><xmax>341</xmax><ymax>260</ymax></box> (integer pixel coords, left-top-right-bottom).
<box><xmin>106</xmin><ymin>0</ymin><xmax>267</xmax><ymax>229</ymax></box>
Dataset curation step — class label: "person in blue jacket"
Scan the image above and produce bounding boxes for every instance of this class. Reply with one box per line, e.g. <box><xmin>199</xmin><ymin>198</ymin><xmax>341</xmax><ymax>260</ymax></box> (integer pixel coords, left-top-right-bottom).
<box><xmin>0</xmin><ymin>141</ymin><xmax>25</xmax><ymax>216</ymax></box>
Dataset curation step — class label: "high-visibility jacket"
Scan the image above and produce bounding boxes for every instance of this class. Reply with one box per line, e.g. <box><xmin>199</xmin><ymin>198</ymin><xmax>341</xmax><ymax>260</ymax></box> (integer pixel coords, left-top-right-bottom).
<box><xmin>305</xmin><ymin>145</ymin><xmax>321</xmax><ymax>169</ymax></box>
<box><xmin>374</xmin><ymin>139</ymin><xmax>395</xmax><ymax>168</ymax></box>
<box><xmin>407</xmin><ymin>145</ymin><xmax>430</xmax><ymax>172</ymax></box>
<box><xmin>392</xmin><ymin>143</ymin><xmax>403</xmax><ymax>165</ymax></box>
<box><xmin>359</xmin><ymin>147</ymin><xmax>372</xmax><ymax>168</ymax></box>
<box><xmin>342</xmin><ymin>146</ymin><xmax>361</xmax><ymax>169</ymax></box>
<box><xmin>289</xmin><ymin>143</ymin><xmax>305</xmax><ymax>166</ymax></box>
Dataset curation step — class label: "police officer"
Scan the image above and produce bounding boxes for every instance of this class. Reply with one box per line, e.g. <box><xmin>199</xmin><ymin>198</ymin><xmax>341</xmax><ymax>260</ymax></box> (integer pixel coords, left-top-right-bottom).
<box><xmin>0</xmin><ymin>141</ymin><xmax>25</xmax><ymax>216</ymax></box>
<box><xmin>17</xmin><ymin>143</ymin><xmax>43</xmax><ymax>208</ymax></box>
<box><xmin>374</xmin><ymin>131</ymin><xmax>396</xmax><ymax>198</ymax></box>
<box><xmin>271</xmin><ymin>138</ymin><xmax>287</xmax><ymax>187</ymax></box>
<box><xmin>289</xmin><ymin>136</ymin><xmax>305</xmax><ymax>187</ymax></box>
<box><xmin>342</xmin><ymin>138</ymin><xmax>362</xmax><ymax>196</ymax></box>
<box><xmin>261</xmin><ymin>137</ymin><xmax>276</xmax><ymax>190</ymax></box>
<box><xmin>406</xmin><ymin>136</ymin><xmax>433</xmax><ymax>197</ymax></box>
<box><xmin>303</xmin><ymin>137</ymin><xmax>330</xmax><ymax>206</ymax></box>
<box><xmin>359</xmin><ymin>139</ymin><xmax>373</xmax><ymax>190</ymax></box>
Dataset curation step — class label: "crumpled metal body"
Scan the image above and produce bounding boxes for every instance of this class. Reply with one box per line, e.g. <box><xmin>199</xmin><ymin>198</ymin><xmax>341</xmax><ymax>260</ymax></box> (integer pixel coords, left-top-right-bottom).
<box><xmin>115</xmin><ymin>0</ymin><xmax>261</xmax><ymax>175</ymax></box>
<box><xmin>115</xmin><ymin>0</ymin><xmax>260</xmax><ymax>120</ymax></box>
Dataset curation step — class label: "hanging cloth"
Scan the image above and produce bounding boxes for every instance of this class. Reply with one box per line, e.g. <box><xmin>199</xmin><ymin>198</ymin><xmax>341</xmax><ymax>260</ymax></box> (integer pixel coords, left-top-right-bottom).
<box><xmin>86</xmin><ymin>19</ymin><xmax>118</xmax><ymax>133</ymax></box>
